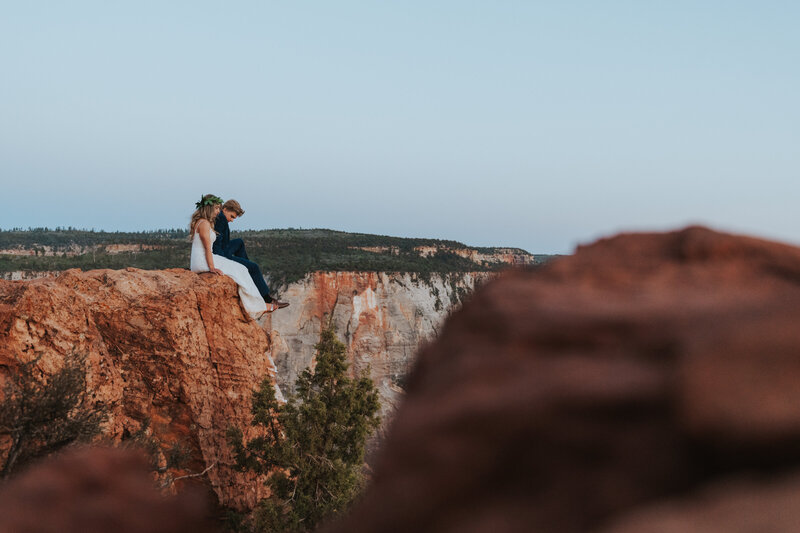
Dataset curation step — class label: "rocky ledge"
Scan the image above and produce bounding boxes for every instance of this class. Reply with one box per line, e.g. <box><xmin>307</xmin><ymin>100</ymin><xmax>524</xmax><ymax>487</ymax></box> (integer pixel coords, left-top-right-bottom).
<box><xmin>0</xmin><ymin>268</ymin><xmax>278</xmax><ymax>509</ymax></box>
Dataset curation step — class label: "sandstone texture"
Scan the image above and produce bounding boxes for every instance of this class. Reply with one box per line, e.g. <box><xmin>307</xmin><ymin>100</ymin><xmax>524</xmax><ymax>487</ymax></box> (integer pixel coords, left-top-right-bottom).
<box><xmin>325</xmin><ymin>226</ymin><xmax>800</xmax><ymax>533</ymax></box>
<box><xmin>270</xmin><ymin>271</ymin><xmax>490</xmax><ymax>419</ymax></box>
<box><xmin>0</xmin><ymin>268</ymin><xmax>279</xmax><ymax>509</ymax></box>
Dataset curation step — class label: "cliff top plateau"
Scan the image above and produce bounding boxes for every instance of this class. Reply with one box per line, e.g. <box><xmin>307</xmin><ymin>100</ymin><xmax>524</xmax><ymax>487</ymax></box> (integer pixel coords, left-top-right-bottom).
<box><xmin>324</xmin><ymin>225</ymin><xmax>800</xmax><ymax>533</ymax></box>
<box><xmin>0</xmin><ymin>228</ymin><xmax>548</xmax><ymax>286</ymax></box>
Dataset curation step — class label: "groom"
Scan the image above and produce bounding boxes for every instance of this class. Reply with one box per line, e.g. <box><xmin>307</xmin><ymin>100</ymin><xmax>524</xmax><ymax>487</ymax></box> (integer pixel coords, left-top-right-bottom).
<box><xmin>213</xmin><ymin>199</ymin><xmax>288</xmax><ymax>309</ymax></box>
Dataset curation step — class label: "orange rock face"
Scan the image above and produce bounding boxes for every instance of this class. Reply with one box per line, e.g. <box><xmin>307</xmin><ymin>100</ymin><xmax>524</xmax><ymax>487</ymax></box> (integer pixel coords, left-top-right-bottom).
<box><xmin>0</xmin><ymin>268</ymin><xmax>278</xmax><ymax>509</ymax></box>
<box><xmin>324</xmin><ymin>227</ymin><xmax>800</xmax><ymax>533</ymax></box>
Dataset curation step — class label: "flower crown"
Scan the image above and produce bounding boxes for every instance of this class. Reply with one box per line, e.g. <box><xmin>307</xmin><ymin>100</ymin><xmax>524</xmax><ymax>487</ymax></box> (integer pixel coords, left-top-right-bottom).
<box><xmin>196</xmin><ymin>195</ymin><xmax>223</xmax><ymax>209</ymax></box>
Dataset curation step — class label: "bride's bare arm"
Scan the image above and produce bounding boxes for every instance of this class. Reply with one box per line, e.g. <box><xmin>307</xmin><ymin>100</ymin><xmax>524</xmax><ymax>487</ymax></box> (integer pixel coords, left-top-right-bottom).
<box><xmin>197</xmin><ymin>220</ymin><xmax>223</xmax><ymax>275</ymax></box>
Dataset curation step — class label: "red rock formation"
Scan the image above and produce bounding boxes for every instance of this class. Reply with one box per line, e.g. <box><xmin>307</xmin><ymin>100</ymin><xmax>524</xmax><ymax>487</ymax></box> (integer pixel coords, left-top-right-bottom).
<box><xmin>0</xmin><ymin>268</ymin><xmax>278</xmax><ymax>509</ymax></box>
<box><xmin>324</xmin><ymin>226</ymin><xmax>800</xmax><ymax>533</ymax></box>
<box><xmin>0</xmin><ymin>447</ymin><xmax>218</xmax><ymax>533</ymax></box>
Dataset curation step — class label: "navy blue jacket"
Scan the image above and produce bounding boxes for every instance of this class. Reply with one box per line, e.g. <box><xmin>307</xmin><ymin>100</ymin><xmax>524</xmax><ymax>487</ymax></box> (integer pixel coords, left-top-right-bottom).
<box><xmin>212</xmin><ymin>212</ymin><xmax>231</xmax><ymax>257</ymax></box>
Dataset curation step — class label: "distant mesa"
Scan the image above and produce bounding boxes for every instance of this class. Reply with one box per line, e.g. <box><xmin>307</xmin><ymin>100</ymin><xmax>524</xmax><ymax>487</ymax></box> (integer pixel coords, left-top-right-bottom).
<box><xmin>348</xmin><ymin>244</ymin><xmax>536</xmax><ymax>266</ymax></box>
<box><xmin>0</xmin><ymin>228</ymin><xmax>550</xmax><ymax>284</ymax></box>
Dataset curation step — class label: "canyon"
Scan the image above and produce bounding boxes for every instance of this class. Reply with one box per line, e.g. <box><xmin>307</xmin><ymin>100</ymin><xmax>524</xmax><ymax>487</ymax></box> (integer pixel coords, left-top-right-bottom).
<box><xmin>0</xmin><ymin>267</ymin><xmax>493</xmax><ymax>416</ymax></box>
<box><xmin>6</xmin><ymin>227</ymin><xmax>800</xmax><ymax>531</ymax></box>
<box><xmin>0</xmin><ymin>266</ymin><xmax>494</xmax><ymax>508</ymax></box>
<box><xmin>269</xmin><ymin>271</ymin><xmax>491</xmax><ymax>421</ymax></box>
<box><xmin>0</xmin><ymin>231</ymin><xmax>533</xmax><ymax>513</ymax></box>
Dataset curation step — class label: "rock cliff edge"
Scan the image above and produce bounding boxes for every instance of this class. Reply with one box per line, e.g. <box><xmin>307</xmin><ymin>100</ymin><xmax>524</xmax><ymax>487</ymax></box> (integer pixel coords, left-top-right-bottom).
<box><xmin>0</xmin><ymin>268</ymin><xmax>279</xmax><ymax>509</ymax></box>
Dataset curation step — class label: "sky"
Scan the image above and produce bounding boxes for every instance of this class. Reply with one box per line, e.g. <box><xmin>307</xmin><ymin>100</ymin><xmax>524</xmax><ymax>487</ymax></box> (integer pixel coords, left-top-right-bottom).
<box><xmin>1</xmin><ymin>1</ymin><xmax>798</xmax><ymax>254</ymax></box>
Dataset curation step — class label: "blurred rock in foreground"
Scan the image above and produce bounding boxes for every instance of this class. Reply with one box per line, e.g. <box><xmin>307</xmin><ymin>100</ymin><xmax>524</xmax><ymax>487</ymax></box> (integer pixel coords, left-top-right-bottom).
<box><xmin>324</xmin><ymin>226</ymin><xmax>800</xmax><ymax>533</ymax></box>
<box><xmin>0</xmin><ymin>447</ymin><xmax>218</xmax><ymax>533</ymax></box>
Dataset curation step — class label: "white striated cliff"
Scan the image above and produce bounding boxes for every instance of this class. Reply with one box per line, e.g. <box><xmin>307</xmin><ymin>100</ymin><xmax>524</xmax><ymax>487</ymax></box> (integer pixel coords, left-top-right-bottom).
<box><xmin>268</xmin><ymin>271</ymin><xmax>492</xmax><ymax>418</ymax></box>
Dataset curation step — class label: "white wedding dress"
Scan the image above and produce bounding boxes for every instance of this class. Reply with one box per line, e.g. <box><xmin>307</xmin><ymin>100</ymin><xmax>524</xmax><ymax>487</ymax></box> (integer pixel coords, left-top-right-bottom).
<box><xmin>190</xmin><ymin>227</ymin><xmax>267</xmax><ymax>318</ymax></box>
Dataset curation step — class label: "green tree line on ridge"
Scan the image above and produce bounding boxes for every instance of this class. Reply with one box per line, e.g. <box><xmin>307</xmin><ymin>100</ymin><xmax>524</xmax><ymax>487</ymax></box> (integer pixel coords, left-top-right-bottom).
<box><xmin>0</xmin><ymin>228</ymin><xmax>547</xmax><ymax>287</ymax></box>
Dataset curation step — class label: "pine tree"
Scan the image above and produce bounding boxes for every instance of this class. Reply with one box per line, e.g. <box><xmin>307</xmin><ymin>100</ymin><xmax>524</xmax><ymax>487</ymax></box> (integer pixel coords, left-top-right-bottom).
<box><xmin>227</xmin><ymin>327</ymin><xmax>381</xmax><ymax>532</ymax></box>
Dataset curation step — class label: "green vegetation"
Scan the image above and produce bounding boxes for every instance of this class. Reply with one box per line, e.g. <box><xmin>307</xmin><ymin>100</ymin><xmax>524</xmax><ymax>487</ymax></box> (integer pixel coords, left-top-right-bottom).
<box><xmin>0</xmin><ymin>353</ymin><xmax>107</xmax><ymax>478</ymax></box>
<box><xmin>0</xmin><ymin>249</ymin><xmax>190</xmax><ymax>272</ymax></box>
<box><xmin>0</xmin><ymin>227</ymin><xmax>187</xmax><ymax>247</ymax></box>
<box><xmin>0</xmin><ymin>227</ymin><xmax>548</xmax><ymax>287</ymax></box>
<box><xmin>226</xmin><ymin>328</ymin><xmax>381</xmax><ymax>532</ymax></box>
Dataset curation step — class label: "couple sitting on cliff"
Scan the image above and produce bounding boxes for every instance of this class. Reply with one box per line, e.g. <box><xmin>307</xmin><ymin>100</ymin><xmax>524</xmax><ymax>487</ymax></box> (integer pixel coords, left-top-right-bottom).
<box><xmin>189</xmin><ymin>194</ymin><xmax>289</xmax><ymax>318</ymax></box>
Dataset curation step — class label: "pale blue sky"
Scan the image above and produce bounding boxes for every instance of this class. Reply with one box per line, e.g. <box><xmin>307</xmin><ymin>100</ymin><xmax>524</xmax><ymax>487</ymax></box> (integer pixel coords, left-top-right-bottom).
<box><xmin>1</xmin><ymin>1</ymin><xmax>798</xmax><ymax>254</ymax></box>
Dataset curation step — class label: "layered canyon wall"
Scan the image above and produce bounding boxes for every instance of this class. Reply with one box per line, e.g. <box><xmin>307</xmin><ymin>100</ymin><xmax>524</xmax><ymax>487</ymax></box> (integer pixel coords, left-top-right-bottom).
<box><xmin>0</xmin><ymin>268</ymin><xmax>498</xmax><ymax>421</ymax></box>
<box><xmin>269</xmin><ymin>271</ymin><xmax>492</xmax><ymax>419</ymax></box>
<box><xmin>0</xmin><ymin>267</ymin><xmax>495</xmax><ymax>509</ymax></box>
<box><xmin>9</xmin><ymin>228</ymin><xmax>800</xmax><ymax>531</ymax></box>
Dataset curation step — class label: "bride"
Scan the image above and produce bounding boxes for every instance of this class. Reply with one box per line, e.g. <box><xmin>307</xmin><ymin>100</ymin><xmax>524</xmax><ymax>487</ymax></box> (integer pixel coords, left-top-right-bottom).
<box><xmin>190</xmin><ymin>194</ymin><xmax>278</xmax><ymax>317</ymax></box>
